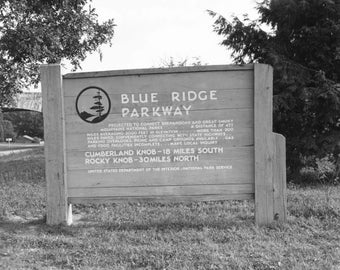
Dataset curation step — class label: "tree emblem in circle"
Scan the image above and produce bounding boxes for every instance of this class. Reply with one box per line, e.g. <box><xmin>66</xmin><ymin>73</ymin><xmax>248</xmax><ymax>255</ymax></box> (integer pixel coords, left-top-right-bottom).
<box><xmin>76</xmin><ymin>86</ymin><xmax>111</xmax><ymax>124</ymax></box>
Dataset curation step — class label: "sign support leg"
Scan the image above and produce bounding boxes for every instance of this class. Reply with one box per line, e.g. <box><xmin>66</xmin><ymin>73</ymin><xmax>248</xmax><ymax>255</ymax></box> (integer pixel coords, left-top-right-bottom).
<box><xmin>272</xmin><ymin>133</ymin><xmax>287</xmax><ymax>222</ymax></box>
<box><xmin>41</xmin><ymin>64</ymin><xmax>70</xmax><ymax>225</ymax></box>
<box><xmin>254</xmin><ymin>64</ymin><xmax>287</xmax><ymax>225</ymax></box>
<box><xmin>254</xmin><ymin>64</ymin><xmax>274</xmax><ymax>226</ymax></box>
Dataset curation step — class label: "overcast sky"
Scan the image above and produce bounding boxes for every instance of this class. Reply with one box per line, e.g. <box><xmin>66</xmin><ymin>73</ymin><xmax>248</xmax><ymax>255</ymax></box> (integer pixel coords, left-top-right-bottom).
<box><xmin>76</xmin><ymin>0</ymin><xmax>258</xmax><ymax>72</ymax></box>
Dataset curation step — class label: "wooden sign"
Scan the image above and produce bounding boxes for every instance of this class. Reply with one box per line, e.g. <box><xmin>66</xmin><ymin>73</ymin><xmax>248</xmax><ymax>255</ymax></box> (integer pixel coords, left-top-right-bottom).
<box><xmin>41</xmin><ymin>64</ymin><xmax>286</xmax><ymax>226</ymax></box>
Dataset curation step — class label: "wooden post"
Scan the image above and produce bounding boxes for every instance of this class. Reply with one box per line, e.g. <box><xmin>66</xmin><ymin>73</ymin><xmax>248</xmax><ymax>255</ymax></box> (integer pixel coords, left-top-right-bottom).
<box><xmin>272</xmin><ymin>133</ymin><xmax>287</xmax><ymax>222</ymax></box>
<box><xmin>254</xmin><ymin>64</ymin><xmax>287</xmax><ymax>225</ymax></box>
<box><xmin>254</xmin><ymin>64</ymin><xmax>274</xmax><ymax>226</ymax></box>
<box><xmin>41</xmin><ymin>64</ymin><xmax>71</xmax><ymax>225</ymax></box>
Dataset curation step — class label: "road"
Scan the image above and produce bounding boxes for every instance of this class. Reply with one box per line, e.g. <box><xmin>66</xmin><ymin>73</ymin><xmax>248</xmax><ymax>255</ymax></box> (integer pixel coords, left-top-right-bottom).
<box><xmin>0</xmin><ymin>142</ymin><xmax>44</xmax><ymax>153</ymax></box>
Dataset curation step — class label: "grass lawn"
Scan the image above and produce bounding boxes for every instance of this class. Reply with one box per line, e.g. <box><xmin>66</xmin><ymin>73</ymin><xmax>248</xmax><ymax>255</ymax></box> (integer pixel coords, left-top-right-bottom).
<box><xmin>0</xmin><ymin>149</ymin><xmax>339</xmax><ymax>269</ymax></box>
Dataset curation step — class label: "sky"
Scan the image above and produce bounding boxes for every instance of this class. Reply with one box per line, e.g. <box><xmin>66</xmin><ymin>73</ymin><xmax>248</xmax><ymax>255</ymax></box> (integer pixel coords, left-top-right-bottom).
<box><xmin>75</xmin><ymin>0</ymin><xmax>259</xmax><ymax>73</ymax></box>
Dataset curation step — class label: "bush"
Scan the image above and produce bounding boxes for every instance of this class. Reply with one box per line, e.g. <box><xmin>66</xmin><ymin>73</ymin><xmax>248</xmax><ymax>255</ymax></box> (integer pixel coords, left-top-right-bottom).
<box><xmin>298</xmin><ymin>154</ymin><xmax>339</xmax><ymax>185</ymax></box>
<box><xmin>0</xmin><ymin>120</ymin><xmax>4</xmax><ymax>142</ymax></box>
<box><xmin>3</xmin><ymin>120</ymin><xmax>16</xmax><ymax>140</ymax></box>
<box><xmin>4</xmin><ymin>111</ymin><xmax>43</xmax><ymax>139</ymax></box>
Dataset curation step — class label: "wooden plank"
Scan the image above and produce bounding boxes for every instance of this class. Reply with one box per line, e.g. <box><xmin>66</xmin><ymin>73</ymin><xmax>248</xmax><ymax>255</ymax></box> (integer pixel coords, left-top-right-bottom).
<box><xmin>254</xmin><ymin>64</ymin><xmax>274</xmax><ymax>226</ymax></box>
<box><xmin>63</xmin><ymin>88</ymin><xmax>254</xmax><ymax>116</ymax></box>
<box><xmin>272</xmin><ymin>133</ymin><xmax>287</xmax><ymax>222</ymax></box>
<box><xmin>63</xmin><ymin>64</ymin><xmax>254</xmax><ymax>79</ymax></box>
<box><xmin>68</xmin><ymin>184</ymin><xmax>254</xmax><ymax>198</ymax></box>
<box><xmin>65</xmin><ymin>127</ymin><xmax>253</xmax><ymax>151</ymax></box>
<box><xmin>64</xmin><ymin>108</ymin><xmax>254</xmax><ymax>134</ymax></box>
<box><xmin>66</xmin><ymin>146</ymin><xmax>253</xmax><ymax>170</ymax></box>
<box><xmin>68</xmin><ymin>193</ymin><xmax>255</xmax><ymax>204</ymax></box>
<box><xmin>67</xmin><ymin>154</ymin><xmax>254</xmax><ymax>188</ymax></box>
<box><xmin>63</xmin><ymin>70</ymin><xmax>254</xmax><ymax>97</ymax></box>
<box><xmin>40</xmin><ymin>64</ymin><xmax>70</xmax><ymax>225</ymax></box>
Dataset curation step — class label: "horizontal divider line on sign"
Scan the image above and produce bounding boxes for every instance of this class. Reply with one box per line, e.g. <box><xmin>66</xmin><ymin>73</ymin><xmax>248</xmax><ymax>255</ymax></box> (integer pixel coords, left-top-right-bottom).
<box><xmin>67</xmin><ymin>184</ymin><xmax>255</xmax><ymax>197</ymax></box>
<box><xmin>65</xmin><ymin>129</ymin><xmax>254</xmax><ymax>137</ymax></box>
<box><xmin>65</xmin><ymin>144</ymin><xmax>254</xmax><ymax>154</ymax></box>
<box><xmin>65</xmin><ymin>127</ymin><xmax>254</xmax><ymax>138</ymax></box>
<box><xmin>65</xmin><ymin>145</ymin><xmax>255</xmax><ymax>152</ymax></box>
<box><xmin>64</xmin><ymin>106</ymin><xmax>254</xmax><ymax>116</ymax></box>
<box><xmin>68</xmin><ymin>182</ymin><xmax>255</xmax><ymax>189</ymax></box>
<box><xmin>65</xmin><ymin>148</ymin><xmax>254</xmax><ymax>154</ymax></box>
<box><xmin>67</xmin><ymin>182</ymin><xmax>254</xmax><ymax>189</ymax></box>
<box><xmin>64</xmin><ymin>107</ymin><xmax>254</xmax><ymax>121</ymax></box>
<box><xmin>66</xmin><ymin>159</ymin><xmax>254</xmax><ymax>171</ymax></box>
<box><xmin>68</xmin><ymin>193</ymin><xmax>255</xmax><ymax>203</ymax></box>
<box><xmin>63</xmin><ymin>87</ymin><xmax>254</xmax><ymax>98</ymax></box>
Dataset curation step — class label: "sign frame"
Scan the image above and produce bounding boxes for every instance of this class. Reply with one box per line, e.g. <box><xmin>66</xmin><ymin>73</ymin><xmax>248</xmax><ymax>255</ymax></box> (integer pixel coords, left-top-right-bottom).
<box><xmin>41</xmin><ymin>64</ymin><xmax>286</xmax><ymax>226</ymax></box>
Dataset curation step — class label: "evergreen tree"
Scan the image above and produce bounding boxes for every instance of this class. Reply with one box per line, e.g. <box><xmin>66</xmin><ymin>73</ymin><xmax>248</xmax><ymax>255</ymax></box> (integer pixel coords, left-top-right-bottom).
<box><xmin>90</xmin><ymin>91</ymin><xmax>104</xmax><ymax>118</ymax></box>
<box><xmin>209</xmin><ymin>0</ymin><xmax>340</xmax><ymax>176</ymax></box>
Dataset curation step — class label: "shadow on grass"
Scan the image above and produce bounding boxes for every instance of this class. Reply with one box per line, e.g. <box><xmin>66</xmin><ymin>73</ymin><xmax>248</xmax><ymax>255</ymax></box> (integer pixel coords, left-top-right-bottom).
<box><xmin>99</xmin><ymin>216</ymin><xmax>255</xmax><ymax>232</ymax></box>
<box><xmin>0</xmin><ymin>213</ymin><xmax>256</xmax><ymax>236</ymax></box>
<box><xmin>0</xmin><ymin>217</ymin><xmax>45</xmax><ymax>233</ymax></box>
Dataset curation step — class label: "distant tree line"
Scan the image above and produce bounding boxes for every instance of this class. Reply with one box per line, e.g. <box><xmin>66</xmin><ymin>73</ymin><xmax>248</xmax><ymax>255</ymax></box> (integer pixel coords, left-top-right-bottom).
<box><xmin>2</xmin><ymin>111</ymin><xmax>43</xmax><ymax>140</ymax></box>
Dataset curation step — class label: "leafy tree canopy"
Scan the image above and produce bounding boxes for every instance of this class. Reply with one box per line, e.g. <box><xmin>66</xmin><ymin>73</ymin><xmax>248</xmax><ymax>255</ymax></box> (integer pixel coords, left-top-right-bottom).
<box><xmin>0</xmin><ymin>0</ymin><xmax>115</xmax><ymax>106</ymax></box>
<box><xmin>159</xmin><ymin>56</ymin><xmax>206</xmax><ymax>68</ymax></box>
<box><xmin>209</xmin><ymin>0</ymin><xmax>340</xmax><ymax>174</ymax></box>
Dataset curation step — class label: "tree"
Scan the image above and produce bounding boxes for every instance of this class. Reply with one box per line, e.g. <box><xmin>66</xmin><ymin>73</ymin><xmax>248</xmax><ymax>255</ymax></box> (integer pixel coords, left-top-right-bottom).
<box><xmin>0</xmin><ymin>0</ymin><xmax>115</xmax><ymax>106</ymax></box>
<box><xmin>90</xmin><ymin>90</ymin><xmax>104</xmax><ymax>117</ymax></box>
<box><xmin>209</xmin><ymin>0</ymin><xmax>340</xmax><ymax>177</ymax></box>
<box><xmin>2</xmin><ymin>120</ymin><xmax>15</xmax><ymax>139</ymax></box>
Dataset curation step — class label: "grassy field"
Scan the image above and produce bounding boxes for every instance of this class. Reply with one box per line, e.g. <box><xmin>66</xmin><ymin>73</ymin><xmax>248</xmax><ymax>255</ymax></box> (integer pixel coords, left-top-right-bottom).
<box><xmin>0</xmin><ymin>149</ymin><xmax>339</xmax><ymax>269</ymax></box>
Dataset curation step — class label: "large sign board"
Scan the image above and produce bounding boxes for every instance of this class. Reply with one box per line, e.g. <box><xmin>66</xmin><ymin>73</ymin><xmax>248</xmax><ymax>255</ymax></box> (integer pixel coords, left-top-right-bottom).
<box><xmin>41</xmin><ymin>64</ymin><xmax>286</xmax><ymax>226</ymax></box>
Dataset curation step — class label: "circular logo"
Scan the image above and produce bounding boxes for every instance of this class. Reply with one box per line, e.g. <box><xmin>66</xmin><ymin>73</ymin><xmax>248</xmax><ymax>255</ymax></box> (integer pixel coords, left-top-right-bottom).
<box><xmin>76</xmin><ymin>86</ymin><xmax>111</xmax><ymax>124</ymax></box>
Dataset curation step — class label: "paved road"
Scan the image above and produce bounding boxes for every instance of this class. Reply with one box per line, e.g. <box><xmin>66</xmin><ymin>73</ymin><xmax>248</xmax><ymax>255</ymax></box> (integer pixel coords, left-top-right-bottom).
<box><xmin>0</xmin><ymin>143</ymin><xmax>44</xmax><ymax>151</ymax></box>
<box><xmin>0</xmin><ymin>143</ymin><xmax>44</xmax><ymax>157</ymax></box>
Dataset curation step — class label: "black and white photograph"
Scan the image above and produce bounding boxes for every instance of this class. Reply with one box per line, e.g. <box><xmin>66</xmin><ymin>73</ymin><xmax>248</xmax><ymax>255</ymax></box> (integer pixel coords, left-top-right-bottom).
<box><xmin>0</xmin><ymin>0</ymin><xmax>339</xmax><ymax>269</ymax></box>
